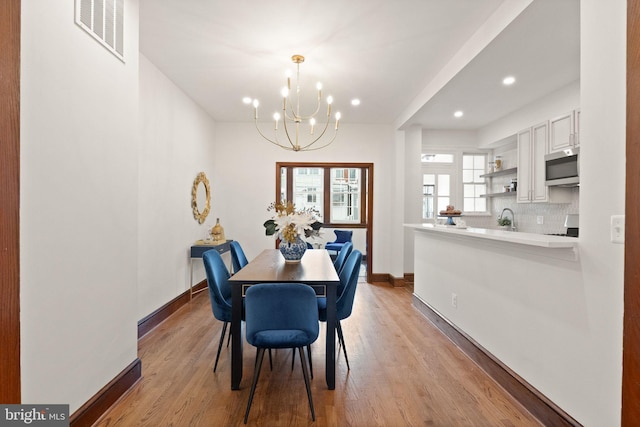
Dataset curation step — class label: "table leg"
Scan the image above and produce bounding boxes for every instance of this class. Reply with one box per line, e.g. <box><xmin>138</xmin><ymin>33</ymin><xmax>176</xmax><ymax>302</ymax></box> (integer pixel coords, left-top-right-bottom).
<box><xmin>325</xmin><ymin>283</ymin><xmax>336</xmax><ymax>390</ymax></box>
<box><xmin>231</xmin><ymin>283</ymin><xmax>243</xmax><ymax>390</ymax></box>
<box><xmin>189</xmin><ymin>258</ymin><xmax>193</xmax><ymax>301</ymax></box>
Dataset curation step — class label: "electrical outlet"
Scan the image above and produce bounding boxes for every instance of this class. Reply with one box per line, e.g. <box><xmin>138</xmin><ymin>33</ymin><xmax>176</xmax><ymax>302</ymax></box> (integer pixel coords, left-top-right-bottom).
<box><xmin>451</xmin><ymin>293</ymin><xmax>458</xmax><ymax>309</ymax></box>
<box><xmin>537</xmin><ymin>216</ymin><xmax>544</xmax><ymax>225</ymax></box>
<box><xmin>611</xmin><ymin>215</ymin><xmax>625</xmax><ymax>244</ymax></box>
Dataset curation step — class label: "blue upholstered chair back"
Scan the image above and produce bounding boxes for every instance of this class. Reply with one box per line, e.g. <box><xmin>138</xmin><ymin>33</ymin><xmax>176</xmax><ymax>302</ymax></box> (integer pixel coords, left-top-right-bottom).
<box><xmin>230</xmin><ymin>241</ymin><xmax>249</xmax><ymax>274</ymax></box>
<box><xmin>333</xmin><ymin>242</ymin><xmax>353</xmax><ymax>275</ymax></box>
<box><xmin>333</xmin><ymin>230</ymin><xmax>353</xmax><ymax>243</ymax></box>
<box><xmin>336</xmin><ymin>250</ymin><xmax>362</xmax><ymax>320</ymax></box>
<box><xmin>203</xmin><ymin>250</ymin><xmax>232</xmax><ymax>323</ymax></box>
<box><xmin>325</xmin><ymin>230</ymin><xmax>353</xmax><ymax>254</ymax></box>
<box><xmin>245</xmin><ymin>283</ymin><xmax>319</xmax><ymax>349</ymax></box>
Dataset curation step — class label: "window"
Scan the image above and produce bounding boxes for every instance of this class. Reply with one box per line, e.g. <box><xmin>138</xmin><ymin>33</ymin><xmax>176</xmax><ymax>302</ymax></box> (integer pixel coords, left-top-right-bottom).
<box><xmin>462</xmin><ymin>154</ymin><xmax>487</xmax><ymax>212</ymax></box>
<box><xmin>423</xmin><ymin>174</ymin><xmax>435</xmax><ymax>219</ymax></box>
<box><xmin>276</xmin><ymin>163</ymin><xmax>371</xmax><ymax>227</ymax></box>
<box><xmin>422</xmin><ymin>153</ymin><xmax>454</xmax><ymax>163</ymax></box>
<box><xmin>422</xmin><ymin>173</ymin><xmax>451</xmax><ymax>219</ymax></box>
<box><xmin>331</xmin><ymin>168</ymin><xmax>361</xmax><ymax>223</ymax></box>
<box><xmin>292</xmin><ymin>168</ymin><xmax>324</xmax><ymax>219</ymax></box>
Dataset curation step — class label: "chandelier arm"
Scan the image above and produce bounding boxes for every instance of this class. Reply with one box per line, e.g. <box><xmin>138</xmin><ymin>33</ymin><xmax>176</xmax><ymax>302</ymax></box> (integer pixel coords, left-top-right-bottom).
<box><xmin>298</xmin><ymin>116</ymin><xmax>332</xmax><ymax>150</ymax></box>
<box><xmin>280</xmin><ymin>113</ymin><xmax>300</xmax><ymax>151</ymax></box>
<box><xmin>254</xmin><ymin>119</ymin><xmax>295</xmax><ymax>151</ymax></box>
<box><xmin>284</xmin><ymin>96</ymin><xmax>297</xmax><ymax>122</ymax></box>
<box><xmin>298</xmin><ymin>131</ymin><xmax>339</xmax><ymax>151</ymax></box>
<box><xmin>296</xmin><ymin>101</ymin><xmax>322</xmax><ymax>121</ymax></box>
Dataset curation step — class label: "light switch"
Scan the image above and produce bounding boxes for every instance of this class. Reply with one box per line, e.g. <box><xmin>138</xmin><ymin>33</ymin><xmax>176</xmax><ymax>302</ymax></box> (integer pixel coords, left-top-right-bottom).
<box><xmin>611</xmin><ymin>215</ymin><xmax>625</xmax><ymax>244</ymax></box>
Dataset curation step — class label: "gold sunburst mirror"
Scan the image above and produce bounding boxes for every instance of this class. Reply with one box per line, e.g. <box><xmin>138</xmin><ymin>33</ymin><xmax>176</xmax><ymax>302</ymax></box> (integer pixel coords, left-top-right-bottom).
<box><xmin>191</xmin><ymin>172</ymin><xmax>211</xmax><ymax>224</ymax></box>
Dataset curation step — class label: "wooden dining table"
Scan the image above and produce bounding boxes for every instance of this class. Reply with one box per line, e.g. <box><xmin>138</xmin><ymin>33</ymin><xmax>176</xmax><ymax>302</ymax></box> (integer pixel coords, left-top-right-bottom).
<box><xmin>227</xmin><ymin>249</ymin><xmax>340</xmax><ymax>390</ymax></box>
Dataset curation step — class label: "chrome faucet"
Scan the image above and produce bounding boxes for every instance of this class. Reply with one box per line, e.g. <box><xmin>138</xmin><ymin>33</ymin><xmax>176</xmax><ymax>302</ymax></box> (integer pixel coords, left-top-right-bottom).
<box><xmin>499</xmin><ymin>208</ymin><xmax>517</xmax><ymax>231</ymax></box>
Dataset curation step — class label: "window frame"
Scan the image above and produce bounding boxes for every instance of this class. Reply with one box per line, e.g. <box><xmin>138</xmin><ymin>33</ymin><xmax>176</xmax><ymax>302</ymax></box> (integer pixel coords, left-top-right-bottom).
<box><xmin>276</xmin><ymin>162</ymin><xmax>374</xmax><ymax>282</ymax></box>
<box><xmin>276</xmin><ymin>163</ymin><xmax>372</xmax><ymax>228</ymax></box>
<box><xmin>421</xmin><ymin>148</ymin><xmax>492</xmax><ymax>218</ymax></box>
<box><xmin>461</xmin><ymin>152</ymin><xmax>489</xmax><ymax>215</ymax></box>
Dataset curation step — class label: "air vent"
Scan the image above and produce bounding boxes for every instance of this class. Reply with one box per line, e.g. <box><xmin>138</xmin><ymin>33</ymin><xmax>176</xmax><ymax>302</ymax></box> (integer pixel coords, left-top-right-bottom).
<box><xmin>75</xmin><ymin>0</ymin><xmax>124</xmax><ymax>62</ymax></box>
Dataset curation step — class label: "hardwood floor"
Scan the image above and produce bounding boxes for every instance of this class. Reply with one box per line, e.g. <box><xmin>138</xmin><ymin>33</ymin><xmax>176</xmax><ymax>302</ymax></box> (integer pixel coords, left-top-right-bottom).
<box><xmin>94</xmin><ymin>281</ymin><xmax>542</xmax><ymax>426</ymax></box>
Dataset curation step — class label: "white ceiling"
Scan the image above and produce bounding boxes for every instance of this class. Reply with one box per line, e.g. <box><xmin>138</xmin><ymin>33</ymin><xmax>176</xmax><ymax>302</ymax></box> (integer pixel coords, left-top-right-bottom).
<box><xmin>139</xmin><ymin>0</ymin><xmax>580</xmax><ymax>131</ymax></box>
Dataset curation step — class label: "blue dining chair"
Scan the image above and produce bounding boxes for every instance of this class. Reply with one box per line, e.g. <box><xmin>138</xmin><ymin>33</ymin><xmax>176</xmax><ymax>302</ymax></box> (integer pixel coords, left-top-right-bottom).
<box><xmin>332</xmin><ymin>241</ymin><xmax>353</xmax><ymax>275</ymax></box>
<box><xmin>229</xmin><ymin>241</ymin><xmax>249</xmax><ymax>274</ymax></box>
<box><xmin>325</xmin><ymin>230</ymin><xmax>353</xmax><ymax>256</ymax></box>
<box><xmin>202</xmin><ymin>250</ymin><xmax>234</xmax><ymax>373</ymax></box>
<box><xmin>244</xmin><ymin>283</ymin><xmax>319</xmax><ymax>424</ymax></box>
<box><xmin>318</xmin><ymin>250</ymin><xmax>362</xmax><ymax>370</ymax></box>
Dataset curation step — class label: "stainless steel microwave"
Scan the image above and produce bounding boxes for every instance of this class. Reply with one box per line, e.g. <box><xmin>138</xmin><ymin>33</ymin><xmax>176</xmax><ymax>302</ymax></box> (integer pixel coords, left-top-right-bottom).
<box><xmin>545</xmin><ymin>147</ymin><xmax>579</xmax><ymax>186</ymax></box>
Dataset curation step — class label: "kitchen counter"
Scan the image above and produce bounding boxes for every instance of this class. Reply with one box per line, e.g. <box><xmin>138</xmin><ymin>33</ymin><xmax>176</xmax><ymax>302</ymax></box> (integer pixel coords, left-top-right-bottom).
<box><xmin>405</xmin><ymin>223</ymin><xmax>578</xmax><ymax>249</ymax></box>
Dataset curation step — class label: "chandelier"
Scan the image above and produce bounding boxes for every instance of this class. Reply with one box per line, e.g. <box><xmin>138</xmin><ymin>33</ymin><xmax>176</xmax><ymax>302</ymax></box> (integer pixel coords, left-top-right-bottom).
<box><xmin>248</xmin><ymin>55</ymin><xmax>341</xmax><ymax>152</ymax></box>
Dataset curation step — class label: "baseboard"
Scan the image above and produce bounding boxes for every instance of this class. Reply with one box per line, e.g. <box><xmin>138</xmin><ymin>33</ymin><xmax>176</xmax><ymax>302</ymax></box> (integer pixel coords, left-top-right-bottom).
<box><xmin>69</xmin><ymin>358</ymin><xmax>141</xmax><ymax>427</ymax></box>
<box><xmin>370</xmin><ymin>273</ymin><xmax>390</xmax><ymax>284</ymax></box>
<box><xmin>412</xmin><ymin>294</ymin><xmax>582</xmax><ymax>427</ymax></box>
<box><xmin>374</xmin><ymin>273</ymin><xmax>414</xmax><ymax>289</ymax></box>
<box><xmin>138</xmin><ymin>280</ymin><xmax>207</xmax><ymax>339</ymax></box>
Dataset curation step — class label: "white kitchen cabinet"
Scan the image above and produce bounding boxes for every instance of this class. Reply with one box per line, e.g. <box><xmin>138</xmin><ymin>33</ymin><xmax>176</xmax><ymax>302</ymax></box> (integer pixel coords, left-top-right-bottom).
<box><xmin>517</xmin><ymin>122</ymin><xmax>549</xmax><ymax>203</ymax></box>
<box><xmin>517</xmin><ymin>121</ymin><xmax>573</xmax><ymax>204</ymax></box>
<box><xmin>549</xmin><ymin>109</ymin><xmax>580</xmax><ymax>152</ymax></box>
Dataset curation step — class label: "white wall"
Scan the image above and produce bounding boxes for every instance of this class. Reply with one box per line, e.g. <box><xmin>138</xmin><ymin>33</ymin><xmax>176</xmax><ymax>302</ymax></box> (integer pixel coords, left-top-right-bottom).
<box><xmin>20</xmin><ymin>0</ymin><xmax>140</xmax><ymax>412</ymax></box>
<box><xmin>411</xmin><ymin>1</ymin><xmax>626</xmax><ymax>425</ymax></box>
<box><xmin>576</xmin><ymin>0</ymin><xmax>626</xmax><ymax>423</ymax></box>
<box><xmin>137</xmin><ymin>55</ymin><xmax>219</xmax><ymax>318</ymax></box>
<box><xmin>210</xmin><ymin>122</ymin><xmax>395</xmax><ymax>275</ymax></box>
<box><xmin>477</xmin><ymin>80</ymin><xmax>580</xmax><ymax>147</ymax></box>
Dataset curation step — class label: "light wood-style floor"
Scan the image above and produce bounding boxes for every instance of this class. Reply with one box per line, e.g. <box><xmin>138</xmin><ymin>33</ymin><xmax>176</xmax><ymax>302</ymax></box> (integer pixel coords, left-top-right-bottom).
<box><xmin>94</xmin><ymin>280</ymin><xmax>542</xmax><ymax>426</ymax></box>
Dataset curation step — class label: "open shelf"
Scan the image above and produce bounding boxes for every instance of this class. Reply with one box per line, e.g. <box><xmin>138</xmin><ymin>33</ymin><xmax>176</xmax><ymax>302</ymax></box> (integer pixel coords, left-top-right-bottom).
<box><xmin>481</xmin><ymin>191</ymin><xmax>517</xmax><ymax>198</ymax></box>
<box><xmin>480</xmin><ymin>167</ymin><xmax>517</xmax><ymax>178</ymax></box>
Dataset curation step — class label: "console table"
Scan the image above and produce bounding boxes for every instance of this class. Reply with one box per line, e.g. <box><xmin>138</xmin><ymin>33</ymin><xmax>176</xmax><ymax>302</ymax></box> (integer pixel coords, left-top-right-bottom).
<box><xmin>189</xmin><ymin>239</ymin><xmax>233</xmax><ymax>300</ymax></box>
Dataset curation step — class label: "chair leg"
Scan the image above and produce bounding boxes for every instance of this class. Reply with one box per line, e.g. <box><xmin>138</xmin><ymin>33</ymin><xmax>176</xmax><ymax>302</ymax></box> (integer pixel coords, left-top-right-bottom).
<box><xmin>269</xmin><ymin>349</ymin><xmax>273</xmax><ymax>371</ymax></box>
<box><xmin>213</xmin><ymin>322</ymin><xmax>228</xmax><ymax>373</ymax></box>
<box><xmin>292</xmin><ymin>346</ymin><xmax>313</xmax><ymax>378</ymax></box>
<box><xmin>336</xmin><ymin>321</ymin><xmax>350</xmax><ymax>370</ymax></box>
<box><xmin>298</xmin><ymin>347</ymin><xmax>316</xmax><ymax>421</ymax></box>
<box><xmin>244</xmin><ymin>347</ymin><xmax>266</xmax><ymax>424</ymax></box>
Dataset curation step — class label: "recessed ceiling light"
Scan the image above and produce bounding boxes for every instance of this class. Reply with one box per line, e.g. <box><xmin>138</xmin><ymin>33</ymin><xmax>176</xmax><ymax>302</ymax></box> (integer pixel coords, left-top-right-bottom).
<box><xmin>351</xmin><ymin>99</ymin><xmax>361</xmax><ymax>106</ymax></box>
<box><xmin>502</xmin><ymin>76</ymin><xmax>516</xmax><ymax>86</ymax></box>
<box><xmin>454</xmin><ymin>110</ymin><xmax>464</xmax><ymax>118</ymax></box>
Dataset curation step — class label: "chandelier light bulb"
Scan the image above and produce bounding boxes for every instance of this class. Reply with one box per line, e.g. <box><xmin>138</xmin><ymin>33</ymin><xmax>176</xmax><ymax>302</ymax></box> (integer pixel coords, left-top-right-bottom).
<box><xmin>310</xmin><ymin>118</ymin><xmax>316</xmax><ymax>134</ymax></box>
<box><xmin>326</xmin><ymin>95</ymin><xmax>333</xmax><ymax>105</ymax></box>
<box><xmin>242</xmin><ymin>97</ymin><xmax>252</xmax><ymax>104</ymax></box>
<box><xmin>281</xmin><ymin>87</ymin><xmax>289</xmax><ymax>98</ymax></box>
<box><xmin>273</xmin><ymin>112</ymin><xmax>280</xmax><ymax>130</ymax></box>
<box><xmin>253</xmin><ymin>99</ymin><xmax>259</xmax><ymax>119</ymax></box>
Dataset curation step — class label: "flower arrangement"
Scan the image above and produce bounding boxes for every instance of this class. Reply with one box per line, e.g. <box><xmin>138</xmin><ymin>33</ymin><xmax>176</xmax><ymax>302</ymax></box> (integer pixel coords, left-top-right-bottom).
<box><xmin>263</xmin><ymin>201</ymin><xmax>323</xmax><ymax>244</ymax></box>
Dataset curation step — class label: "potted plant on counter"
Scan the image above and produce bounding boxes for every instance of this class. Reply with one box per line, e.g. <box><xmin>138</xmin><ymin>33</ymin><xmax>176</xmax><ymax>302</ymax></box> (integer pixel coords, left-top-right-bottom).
<box><xmin>497</xmin><ymin>217</ymin><xmax>512</xmax><ymax>229</ymax></box>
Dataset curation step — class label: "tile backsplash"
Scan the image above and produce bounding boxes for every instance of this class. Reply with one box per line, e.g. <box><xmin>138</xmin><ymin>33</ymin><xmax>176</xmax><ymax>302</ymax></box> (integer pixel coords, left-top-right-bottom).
<box><xmin>464</xmin><ymin>187</ymin><xmax>579</xmax><ymax>234</ymax></box>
